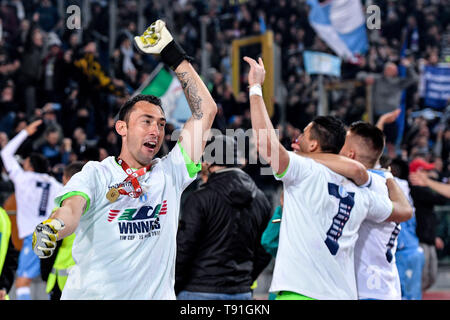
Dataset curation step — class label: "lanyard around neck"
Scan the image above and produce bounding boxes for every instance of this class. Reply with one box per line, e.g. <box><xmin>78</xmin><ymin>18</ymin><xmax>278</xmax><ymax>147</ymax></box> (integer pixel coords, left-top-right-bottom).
<box><xmin>115</xmin><ymin>157</ymin><xmax>152</xmax><ymax>198</ymax></box>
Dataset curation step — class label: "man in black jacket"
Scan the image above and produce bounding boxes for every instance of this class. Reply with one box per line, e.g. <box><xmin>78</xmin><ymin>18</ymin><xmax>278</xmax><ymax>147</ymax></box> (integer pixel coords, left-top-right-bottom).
<box><xmin>408</xmin><ymin>158</ymin><xmax>448</xmax><ymax>292</ymax></box>
<box><xmin>176</xmin><ymin>135</ymin><xmax>272</xmax><ymax>300</ymax></box>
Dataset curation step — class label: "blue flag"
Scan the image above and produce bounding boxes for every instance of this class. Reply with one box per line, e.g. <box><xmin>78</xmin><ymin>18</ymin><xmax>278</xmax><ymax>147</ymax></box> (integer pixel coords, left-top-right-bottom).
<box><xmin>307</xmin><ymin>0</ymin><xmax>368</xmax><ymax>62</ymax></box>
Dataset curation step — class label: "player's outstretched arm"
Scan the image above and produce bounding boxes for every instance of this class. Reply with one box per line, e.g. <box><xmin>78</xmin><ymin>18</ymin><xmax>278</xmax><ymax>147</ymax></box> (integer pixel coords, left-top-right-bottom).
<box><xmin>32</xmin><ymin>195</ymin><xmax>85</xmax><ymax>258</ymax></box>
<box><xmin>384</xmin><ymin>177</ymin><xmax>413</xmax><ymax>223</ymax></box>
<box><xmin>298</xmin><ymin>152</ymin><xmax>369</xmax><ymax>186</ymax></box>
<box><xmin>410</xmin><ymin>170</ymin><xmax>450</xmax><ymax>198</ymax></box>
<box><xmin>0</xmin><ymin>119</ymin><xmax>42</xmax><ymax>176</ymax></box>
<box><xmin>134</xmin><ymin>20</ymin><xmax>217</xmax><ymax>163</ymax></box>
<box><xmin>244</xmin><ymin>56</ymin><xmax>289</xmax><ymax>175</ymax></box>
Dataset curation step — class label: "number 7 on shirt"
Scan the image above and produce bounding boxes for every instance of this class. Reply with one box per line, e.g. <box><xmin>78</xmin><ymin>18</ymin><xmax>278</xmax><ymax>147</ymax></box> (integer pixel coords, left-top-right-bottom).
<box><xmin>325</xmin><ymin>183</ymin><xmax>355</xmax><ymax>255</ymax></box>
<box><xmin>36</xmin><ymin>181</ymin><xmax>51</xmax><ymax>217</ymax></box>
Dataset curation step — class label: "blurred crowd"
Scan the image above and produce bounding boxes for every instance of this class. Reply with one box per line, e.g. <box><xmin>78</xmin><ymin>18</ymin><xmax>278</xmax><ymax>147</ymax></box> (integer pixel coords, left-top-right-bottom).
<box><xmin>0</xmin><ymin>0</ymin><xmax>450</xmax><ymax>258</ymax></box>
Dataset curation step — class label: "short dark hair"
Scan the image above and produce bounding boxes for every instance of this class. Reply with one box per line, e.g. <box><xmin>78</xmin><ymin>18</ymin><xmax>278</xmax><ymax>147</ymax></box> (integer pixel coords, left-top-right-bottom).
<box><xmin>63</xmin><ymin>161</ymin><xmax>84</xmax><ymax>179</ymax></box>
<box><xmin>118</xmin><ymin>94</ymin><xmax>163</xmax><ymax>123</ymax></box>
<box><xmin>349</xmin><ymin>121</ymin><xmax>385</xmax><ymax>166</ymax></box>
<box><xmin>310</xmin><ymin>116</ymin><xmax>346</xmax><ymax>154</ymax></box>
<box><xmin>390</xmin><ymin>157</ymin><xmax>409</xmax><ymax>180</ymax></box>
<box><xmin>29</xmin><ymin>153</ymin><xmax>49</xmax><ymax>174</ymax></box>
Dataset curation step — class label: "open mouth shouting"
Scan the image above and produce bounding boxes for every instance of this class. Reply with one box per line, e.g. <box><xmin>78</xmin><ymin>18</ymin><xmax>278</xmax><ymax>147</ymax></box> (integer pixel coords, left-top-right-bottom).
<box><xmin>143</xmin><ymin>140</ymin><xmax>158</xmax><ymax>153</ymax></box>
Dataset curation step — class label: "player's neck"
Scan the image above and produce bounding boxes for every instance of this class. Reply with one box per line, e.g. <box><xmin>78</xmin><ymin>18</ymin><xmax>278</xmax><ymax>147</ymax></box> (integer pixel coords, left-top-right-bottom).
<box><xmin>355</xmin><ymin>157</ymin><xmax>371</xmax><ymax>170</ymax></box>
<box><xmin>118</xmin><ymin>151</ymin><xmax>150</xmax><ymax>170</ymax></box>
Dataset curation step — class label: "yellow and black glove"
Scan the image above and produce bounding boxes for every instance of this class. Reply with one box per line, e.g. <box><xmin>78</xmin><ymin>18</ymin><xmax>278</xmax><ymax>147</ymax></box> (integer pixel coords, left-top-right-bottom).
<box><xmin>32</xmin><ymin>218</ymin><xmax>65</xmax><ymax>259</ymax></box>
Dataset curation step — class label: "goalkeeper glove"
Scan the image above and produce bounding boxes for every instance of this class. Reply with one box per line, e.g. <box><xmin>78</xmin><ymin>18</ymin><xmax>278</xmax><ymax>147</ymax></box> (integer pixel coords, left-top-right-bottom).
<box><xmin>32</xmin><ymin>218</ymin><xmax>65</xmax><ymax>258</ymax></box>
<box><xmin>134</xmin><ymin>19</ymin><xmax>191</xmax><ymax>70</ymax></box>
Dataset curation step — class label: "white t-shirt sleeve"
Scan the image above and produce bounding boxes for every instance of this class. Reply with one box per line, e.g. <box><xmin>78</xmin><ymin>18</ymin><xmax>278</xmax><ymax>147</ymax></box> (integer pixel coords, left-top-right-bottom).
<box><xmin>365</xmin><ymin>189</ymin><xmax>393</xmax><ymax>223</ymax></box>
<box><xmin>162</xmin><ymin>142</ymin><xmax>201</xmax><ymax>191</ymax></box>
<box><xmin>273</xmin><ymin>151</ymin><xmax>314</xmax><ymax>186</ymax></box>
<box><xmin>54</xmin><ymin>161</ymin><xmax>99</xmax><ymax>213</ymax></box>
<box><xmin>0</xmin><ymin>130</ymin><xmax>28</xmax><ymax>182</ymax></box>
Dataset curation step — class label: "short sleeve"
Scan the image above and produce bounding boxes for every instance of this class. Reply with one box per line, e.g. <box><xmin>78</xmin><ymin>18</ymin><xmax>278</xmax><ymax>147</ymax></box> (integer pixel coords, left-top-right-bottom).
<box><xmin>162</xmin><ymin>142</ymin><xmax>201</xmax><ymax>191</ymax></box>
<box><xmin>273</xmin><ymin>151</ymin><xmax>315</xmax><ymax>186</ymax></box>
<box><xmin>54</xmin><ymin>162</ymin><xmax>98</xmax><ymax>214</ymax></box>
<box><xmin>365</xmin><ymin>189</ymin><xmax>393</xmax><ymax>223</ymax></box>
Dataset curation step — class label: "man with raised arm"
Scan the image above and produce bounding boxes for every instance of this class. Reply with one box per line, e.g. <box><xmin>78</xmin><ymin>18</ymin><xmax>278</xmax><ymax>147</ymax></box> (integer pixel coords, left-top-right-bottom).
<box><xmin>244</xmin><ymin>56</ymin><xmax>412</xmax><ymax>300</ymax></box>
<box><xmin>32</xmin><ymin>20</ymin><xmax>217</xmax><ymax>300</ymax></box>
<box><xmin>1</xmin><ymin>119</ymin><xmax>63</xmax><ymax>300</ymax></box>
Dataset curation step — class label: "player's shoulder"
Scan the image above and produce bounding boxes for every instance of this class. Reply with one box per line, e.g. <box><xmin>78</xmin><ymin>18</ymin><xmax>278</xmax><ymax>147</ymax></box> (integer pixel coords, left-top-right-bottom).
<box><xmin>289</xmin><ymin>152</ymin><xmax>329</xmax><ymax>174</ymax></box>
<box><xmin>367</xmin><ymin>170</ymin><xmax>389</xmax><ymax>193</ymax></box>
<box><xmin>157</xmin><ymin>142</ymin><xmax>183</xmax><ymax>167</ymax></box>
<box><xmin>67</xmin><ymin>158</ymin><xmax>115</xmax><ymax>183</ymax></box>
<box><xmin>84</xmin><ymin>157</ymin><xmax>115</xmax><ymax>172</ymax></box>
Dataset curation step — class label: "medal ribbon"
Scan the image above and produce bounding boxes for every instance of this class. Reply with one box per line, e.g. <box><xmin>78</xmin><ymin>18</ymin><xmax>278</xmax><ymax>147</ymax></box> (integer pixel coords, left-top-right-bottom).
<box><xmin>116</xmin><ymin>157</ymin><xmax>152</xmax><ymax>198</ymax></box>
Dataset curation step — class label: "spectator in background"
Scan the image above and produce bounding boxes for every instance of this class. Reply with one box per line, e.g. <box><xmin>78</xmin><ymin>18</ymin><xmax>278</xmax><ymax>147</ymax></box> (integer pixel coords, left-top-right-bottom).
<box><xmin>176</xmin><ymin>135</ymin><xmax>272</xmax><ymax>300</ymax></box>
<box><xmin>37</xmin><ymin>127</ymin><xmax>61</xmax><ymax>167</ymax></box>
<box><xmin>0</xmin><ymin>46</ymin><xmax>20</xmax><ymax>89</ymax></box>
<box><xmin>408</xmin><ymin>158</ymin><xmax>448</xmax><ymax>293</ymax></box>
<box><xmin>112</xmin><ymin>36</ymin><xmax>141</xmax><ymax>89</ymax></box>
<box><xmin>98</xmin><ymin>129</ymin><xmax>120</xmax><ymax>158</ymax></box>
<box><xmin>359</xmin><ymin>57</ymin><xmax>418</xmax><ymax>132</ymax></box>
<box><xmin>0</xmin><ymin>84</ymin><xmax>19</xmax><ymax>137</ymax></box>
<box><xmin>35</xmin><ymin>0</ymin><xmax>61</xmax><ymax>33</ymax></box>
<box><xmin>72</xmin><ymin>127</ymin><xmax>88</xmax><ymax>158</ymax></box>
<box><xmin>17</xmin><ymin>22</ymin><xmax>44</xmax><ymax>119</ymax></box>
<box><xmin>42</xmin><ymin>32</ymin><xmax>65</xmax><ymax>103</ymax></box>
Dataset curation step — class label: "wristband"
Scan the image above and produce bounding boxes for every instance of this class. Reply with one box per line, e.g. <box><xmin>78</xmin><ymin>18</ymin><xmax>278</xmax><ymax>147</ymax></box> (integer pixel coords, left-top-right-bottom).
<box><xmin>160</xmin><ymin>40</ymin><xmax>193</xmax><ymax>70</ymax></box>
<box><xmin>249</xmin><ymin>84</ymin><xmax>263</xmax><ymax>97</ymax></box>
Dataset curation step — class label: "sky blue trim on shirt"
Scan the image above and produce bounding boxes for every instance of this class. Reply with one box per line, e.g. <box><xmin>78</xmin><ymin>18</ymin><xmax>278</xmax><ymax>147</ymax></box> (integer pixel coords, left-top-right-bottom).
<box><xmin>368</xmin><ymin>169</ymin><xmax>386</xmax><ymax>178</ymax></box>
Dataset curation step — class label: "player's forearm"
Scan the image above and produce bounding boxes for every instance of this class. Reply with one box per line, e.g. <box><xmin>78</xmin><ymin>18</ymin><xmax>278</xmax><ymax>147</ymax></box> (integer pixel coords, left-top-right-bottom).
<box><xmin>175</xmin><ymin>60</ymin><xmax>217</xmax><ymax>122</ymax></box>
<box><xmin>250</xmin><ymin>95</ymin><xmax>288</xmax><ymax>174</ymax></box>
<box><xmin>0</xmin><ymin>130</ymin><xmax>28</xmax><ymax>166</ymax></box>
<box><xmin>50</xmin><ymin>196</ymin><xmax>85</xmax><ymax>239</ymax></box>
<box><xmin>385</xmin><ymin>178</ymin><xmax>413</xmax><ymax>223</ymax></box>
<box><xmin>50</xmin><ymin>206</ymin><xmax>79</xmax><ymax>239</ymax></box>
<box><xmin>300</xmin><ymin>152</ymin><xmax>369</xmax><ymax>186</ymax></box>
<box><xmin>175</xmin><ymin>61</ymin><xmax>217</xmax><ymax>163</ymax></box>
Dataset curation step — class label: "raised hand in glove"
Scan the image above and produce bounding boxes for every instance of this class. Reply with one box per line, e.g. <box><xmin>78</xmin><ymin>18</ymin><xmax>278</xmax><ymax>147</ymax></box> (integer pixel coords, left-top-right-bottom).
<box><xmin>134</xmin><ymin>19</ymin><xmax>191</xmax><ymax>70</ymax></box>
<box><xmin>32</xmin><ymin>218</ymin><xmax>65</xmax><ymax>258</ymax></box>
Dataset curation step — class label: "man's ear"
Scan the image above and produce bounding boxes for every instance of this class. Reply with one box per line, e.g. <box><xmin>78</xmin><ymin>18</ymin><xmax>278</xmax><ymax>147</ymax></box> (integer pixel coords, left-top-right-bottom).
<box><xmin>309</xmin><ymin>140</ymin><xmax>319</xmax><ymax>153</ymax></box>
<box><xmin>348</xmin><ymin>150</ymin><xmax>356</xmax><ymax>160</ymax></box>
<box><xmin>115</xmin><ymin>120</ymin><xmax>127</xmax><ymax>137</ymax></box>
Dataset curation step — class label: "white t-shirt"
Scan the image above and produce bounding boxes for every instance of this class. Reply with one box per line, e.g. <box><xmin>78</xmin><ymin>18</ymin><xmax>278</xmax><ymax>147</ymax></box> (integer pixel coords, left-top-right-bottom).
<box><xmin>354</xmin><ymin>170</ymin><xmax>401</xmax><ymax>300</ymax></box>
<box><xmin>269</xmin><ymin>152</ymin><xmax>393</xmax><ymax>300</ymax></box>
<box><xmin>57</xmin><ymin>143</ymin><xmax>199</xmax><ymax>300</ymax></box>
<box><xmin>0</xmin><ymin>130</ymin><xmax>63</xmax><ymax>239</ymax></box>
